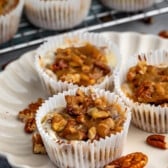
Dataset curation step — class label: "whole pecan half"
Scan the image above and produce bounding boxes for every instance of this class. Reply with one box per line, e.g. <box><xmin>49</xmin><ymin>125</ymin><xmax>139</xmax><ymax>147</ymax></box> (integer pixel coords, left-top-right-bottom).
<box><xmin>158</xmin><ymin>30</ymin><xmax>168</xmax><ymax>39</ymax></box>
<box><xmin>104</xmin><ymin>152</ymin><xmax>148</xmax><ymax>168</ymax></box>
<box><xmin>146</xmin><ymin>134</ymin><xmax>168</xmax><ymax>149</ymax></box>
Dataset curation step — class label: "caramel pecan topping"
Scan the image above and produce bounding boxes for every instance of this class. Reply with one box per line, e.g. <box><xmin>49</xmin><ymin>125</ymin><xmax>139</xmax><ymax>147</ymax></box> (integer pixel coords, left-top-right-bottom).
<box><xmin>146</xmin><ymin>134</ymin><xmax>168</xmax><ymax>149</ymax></box>
<box><xmin>104</xmin><ymin>152</ymin><xmax>148</xmax><ymax>168</ymax></box>
<box><xmin>42</xmin><ymin>89</ymin><xmax>126</xmax><ymax>141</ymax></box>
<box><xmin>123</xmin><ymin>61</ymin><xmax>168</xmax><ymax>105</ymax></box>
<box><xmin>48</xmin><ymin>43</ymin><xmax>111</xmax><ymax>86</ymax></box>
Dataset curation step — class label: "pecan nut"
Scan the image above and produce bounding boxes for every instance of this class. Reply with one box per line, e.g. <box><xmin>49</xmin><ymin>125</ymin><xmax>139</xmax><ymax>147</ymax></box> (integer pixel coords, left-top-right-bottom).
<box><xmin>32</xmin><ymin>133</ymin><xmax>46</xmax><ymax>154</ymax></box>
<box><xmin>104</xmin><ymin>152</ymin><xmax>148</xmax><ymax>168</ymax></box>
<box><xmin>24</xmin><ymin>118</ymin><xmax>36</xmax><ymax>133</ymax></box>
<box><xmin>158</xmin><ymin>30</ymin><xmax>168</xmax><ymax>39</ymax></box>
<box><xmin>146</xmin><ymin>134</ymin><xmax>168</xmax><ymax>149</ymax></box>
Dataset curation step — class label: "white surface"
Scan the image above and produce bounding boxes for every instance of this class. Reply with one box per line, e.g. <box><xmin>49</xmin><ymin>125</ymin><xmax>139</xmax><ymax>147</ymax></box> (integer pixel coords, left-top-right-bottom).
<box><xmin>0</xmin><ymin>32</ymin><xmax>168</xmax><ymax>168</ymax></box>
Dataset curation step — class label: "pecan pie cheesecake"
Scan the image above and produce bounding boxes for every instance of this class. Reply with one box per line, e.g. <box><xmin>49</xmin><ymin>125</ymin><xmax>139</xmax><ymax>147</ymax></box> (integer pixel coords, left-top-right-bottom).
<box><xmin>122</xmin><ymin>60</ymin><xmax>168</xmax><ymax>106</ymax></box>
<box><xmin>36</xmin><ymin>88</ymin><xmax>131</xmax><ymax>168</ymax></box>
<box><xmin>24</xmin><ymin>0</ymin><xmax>91</xmax><ymax>30</ymax></box>
<box><xmin>35</xmin><ymin>32</ymin><xmax>121</xmax><ymax>95</ymax></box>
<box><xmin>114</xmin><ymin>50</ymin><xmax>168</xmax><ymax>133</ymax></box>
<box><xmin>0</xmin><ymin>0</ymin><xmax>23</xmax><ymax>44</ymax></box>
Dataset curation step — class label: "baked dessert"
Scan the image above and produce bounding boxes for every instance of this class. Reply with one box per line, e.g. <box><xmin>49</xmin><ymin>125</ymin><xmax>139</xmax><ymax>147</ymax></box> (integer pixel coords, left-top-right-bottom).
<box><xmin>24</xmin><ymin>0</ymin><xmax>91</xmax><ymax>30</ymax></box>
<box><xmin>35</xmin><ymin>32</ymin><xmax>121</xmax><ymax>95</ymax></box>
<box><xmin>36</xmin><ymin>88</ymin><xmax>131</xmax><ymax>168</ymax></box>
<box><xmin>123</xmin><ymin>61</ymin><xmax>168</xmax><ymax>105</ymax></box>
<box><xmin>114</xmin><ymin>50</ymin><xmax>168</xmax><ymax>133</ymax></box>
<box><xmin>0</xmin><ymin>0</ymin><xmax>24</xmax><ymax>44</ymax></box>
<box><xmin>100</xmin><ymin>0</ymin><xmax>156</xmax><ymax>12</ymax></box>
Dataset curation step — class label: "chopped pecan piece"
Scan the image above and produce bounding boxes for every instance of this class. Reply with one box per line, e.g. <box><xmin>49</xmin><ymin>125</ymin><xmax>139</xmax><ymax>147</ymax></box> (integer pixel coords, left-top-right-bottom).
<box><xmin>65</xmin><ymin>95</ymin><xmax>87</xmax><ymax>116</ymax></box>
<box><xmin>32</xmin><ymin>133</ymin><xmax>46</xmax><ymax>154</ymax></box>
<box><xmin>18</xmin><ymin>109</ymin><xmax>35</xmax><ymax>122</ymax></box>
<box><xmin>24</xmin><ymin>118</ymin><xmax>36</xmax><ymax>133</ymax></box>
<box><xmin>88</xmin><ymin>126</ymin><xmax>97</xmax><ymax>140</ymax></box>
<box><xmin>87</xmin><ymin>107</ymin><xmax>110</xmax><ymax>119</ymax></box>
<box><xmin>18</xmin><ymin>98</ymin><xmax>46</xmax><ymax>155</ymax></box>
<box><xmin>51</xmin><ymin>114</ymin><xmax>67</xmax><ymax>132</ymax></box>
<box><xmin>18</xmin><ymin>98</ymin><xmax>43</xmax><ymax>122</ymax></box>
<box><xmin>93</xmin><ymin>60</ymin><xmax>111</xmax><ymax>75</ymax></box>
<box><xmin>142</xmin><ymin>17</ymin><xmax>153</xmax><ymax>24</ymax></box>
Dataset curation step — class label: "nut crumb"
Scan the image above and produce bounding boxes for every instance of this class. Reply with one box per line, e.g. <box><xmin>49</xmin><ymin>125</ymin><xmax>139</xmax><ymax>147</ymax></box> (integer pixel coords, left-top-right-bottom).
<box><xmin>32</xmin><ymin>133</ymin><xmax>46</xmax><ymax>154</ymax></box>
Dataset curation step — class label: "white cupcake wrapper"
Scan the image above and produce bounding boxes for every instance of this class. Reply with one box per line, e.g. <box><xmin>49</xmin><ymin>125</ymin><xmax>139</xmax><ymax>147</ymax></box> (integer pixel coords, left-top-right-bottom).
<box><xmin>100</xmin><ymin>0</ymin><xmax>156</xmax><ymax>12</ymax></box>
<box><xmin>25</xmin><ymin>0</ymin><xmax>91</xmax><ymax>30</ymax></box>
<box><xmin>36</xmin><ymin>88</ymin><xmax>131</xmax><ymax>168</ymax></box>
<box><xmin>35</xmin><ymin>31</ymin><xmax>121</xmax><ymax>95</ymax></box>
<box><xmin>0</xmin><ymin>0</ymin><xmax>24</xmax><ymax>44</ymax></box>
<box><xmin>114</xmin><ymin>50</ymin><xmax>168</xmax><ymax>133</ymax></box>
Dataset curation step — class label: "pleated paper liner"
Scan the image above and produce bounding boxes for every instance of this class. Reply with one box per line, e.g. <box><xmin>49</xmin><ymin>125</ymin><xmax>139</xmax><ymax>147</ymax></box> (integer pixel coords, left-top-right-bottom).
<box><xmin>0</xmin><ymin>0</ymin><xmax>24</xmax><ymax>44</ymax></box>
<box><xmin>24</xmin><ymin>0</ymin><xmax>91</xmax><ymax>30</ymax></box>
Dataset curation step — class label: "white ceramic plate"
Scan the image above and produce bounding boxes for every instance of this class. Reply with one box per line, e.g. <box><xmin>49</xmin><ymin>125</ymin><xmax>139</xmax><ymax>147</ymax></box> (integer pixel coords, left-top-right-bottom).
<box><xmin>0</xmin><ymin>32</ymin><xmax>168</xmax><ymax>168</ymax></box>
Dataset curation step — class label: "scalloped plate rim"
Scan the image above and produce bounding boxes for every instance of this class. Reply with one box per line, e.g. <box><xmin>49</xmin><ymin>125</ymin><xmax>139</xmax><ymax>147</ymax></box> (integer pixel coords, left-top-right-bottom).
<box><xmin>0</xmin><ymin>31</ymin><xmax>168</xmax><ymax>168</ymax></box>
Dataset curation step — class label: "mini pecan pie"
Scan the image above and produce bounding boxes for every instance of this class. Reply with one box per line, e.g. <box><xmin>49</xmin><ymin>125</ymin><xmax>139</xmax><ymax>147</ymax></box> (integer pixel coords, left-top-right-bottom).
<box><xmin>36</xmin><ymin>87</ymin><xmax>131</xmax><ymax>167</ymax></box>
<box><xmin>115</xmin><ymin>51</ymin><xmax>168</xmax><ymax>133</ymax></box>
<box><xmin>122</xmin><ymin>61</ymin><xmax>168</xmax><ymax>106</ymax></box>
<box><xmin>42</xmin><ymin>89</ymin><xmax>126</xmax><ymax>141</ymax></box>
<box><xmin>35</xmin><ymin>32</ymin><xmax>120</xmax><ymax>95</ymax></box>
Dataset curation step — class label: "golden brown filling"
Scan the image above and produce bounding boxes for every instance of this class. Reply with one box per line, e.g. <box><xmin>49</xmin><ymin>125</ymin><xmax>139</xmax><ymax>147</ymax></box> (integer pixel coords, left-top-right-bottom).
<box><xmin>122</xmin><ymin>61</ymin><xmax>168</xmax><ymax>105</ymax></box>
<box><xmin>42</xmin><ymin>89</ymin><xmax>125</xmax><ymax>141</ymax></box>
<box><xmin>0</xmin><ymin>0</ymin><xmax>18</xmax><ymax>15</ymax></box>
<box><xmin>48</xmin><ymin>43</ymin><xmax>111</xmax><ymax>86</ymax></box>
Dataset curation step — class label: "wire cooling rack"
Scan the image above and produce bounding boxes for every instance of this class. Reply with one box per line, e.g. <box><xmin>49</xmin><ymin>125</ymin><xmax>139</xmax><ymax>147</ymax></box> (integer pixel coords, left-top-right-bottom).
<box><xmin>0</xmin><ymin>0</ymin><xmax>168</xmax><ymax>54</ymax></box>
